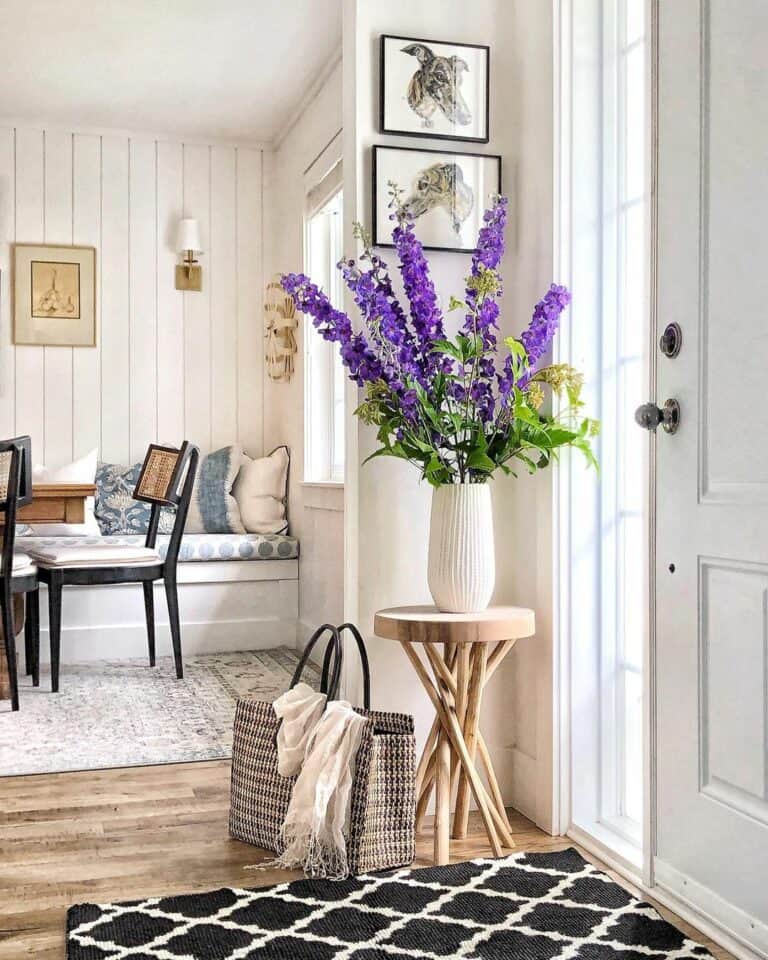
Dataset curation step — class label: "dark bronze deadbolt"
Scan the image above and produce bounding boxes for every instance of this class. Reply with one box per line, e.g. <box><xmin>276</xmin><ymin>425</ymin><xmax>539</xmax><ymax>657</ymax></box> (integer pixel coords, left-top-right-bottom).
<box><xmin>660</xmin><ymin>322</ymin><xmax>682</xmax><ymax>358</ymax></box>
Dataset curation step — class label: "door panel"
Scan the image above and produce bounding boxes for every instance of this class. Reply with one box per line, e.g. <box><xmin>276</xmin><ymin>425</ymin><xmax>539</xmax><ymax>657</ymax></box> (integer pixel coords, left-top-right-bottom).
<box><xmin>655</xmin><ymin>0</ymin><xmax>768</xmax><ymax>941</ymax></box>
<box><xmin>699</xmin><ymin>558</ymin><xmax>768</xmax><ymax>821</ymax></box>
<box><xmin>701</xmin><ymin>2</ymin><xmax>768</xmax><ymax>501</ymax></box>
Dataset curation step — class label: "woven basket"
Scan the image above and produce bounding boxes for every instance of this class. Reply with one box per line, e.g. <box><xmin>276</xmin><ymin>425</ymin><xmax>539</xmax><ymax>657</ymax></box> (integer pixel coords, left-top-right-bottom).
<box><xmin>229</xmin><ymin>624</ymin><xmax>416</xmax><ymax>874</ymax></box>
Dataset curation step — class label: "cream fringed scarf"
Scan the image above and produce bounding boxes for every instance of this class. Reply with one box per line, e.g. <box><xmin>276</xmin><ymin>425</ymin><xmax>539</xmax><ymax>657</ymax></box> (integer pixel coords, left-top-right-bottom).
<box><xmin>272</xmin><ymin>682</ymin><xmax>367</xmax><ymax>879</ymax></box>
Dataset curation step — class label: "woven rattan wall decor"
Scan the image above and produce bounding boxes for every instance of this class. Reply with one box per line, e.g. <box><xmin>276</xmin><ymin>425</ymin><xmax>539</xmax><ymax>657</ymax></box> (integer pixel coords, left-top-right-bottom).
<box><xmin>264</xmin><ymin>277</ymin><xmax>298</xmax><ymax>383</ymax></box>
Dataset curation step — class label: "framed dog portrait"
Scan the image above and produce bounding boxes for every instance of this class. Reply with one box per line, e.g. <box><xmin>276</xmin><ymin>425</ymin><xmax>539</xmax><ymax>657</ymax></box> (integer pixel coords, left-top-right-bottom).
<box><xmin>372</xmin><ymin>145</ymin><xmax>502</xmax><ymax>254</ymax></box>
<box><xmin>380</xmin><ymin>35</ymin><xmax>490</xmax><ymax>143</ymax></box>
<box><xmin>13</xmin><ymin>244</ymin><xmax>96</xmax><ymax>346</ymax></box>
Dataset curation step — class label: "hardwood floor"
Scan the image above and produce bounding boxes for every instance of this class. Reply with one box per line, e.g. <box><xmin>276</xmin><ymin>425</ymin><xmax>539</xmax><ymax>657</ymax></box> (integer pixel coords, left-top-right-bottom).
<box><xmin>0</xmin><ymin>759</ymin><xmax>732</xmax><ymax>959</ymax></box>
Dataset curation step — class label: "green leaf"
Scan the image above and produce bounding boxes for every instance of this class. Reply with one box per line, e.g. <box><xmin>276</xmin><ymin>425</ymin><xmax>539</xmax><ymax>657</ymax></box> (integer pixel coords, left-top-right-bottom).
<box><xmin>514</xmin><ymin>405</ymin><xmax>541</xmax><ymax>427</ymax></box>
<box><xmin>504</xmin><ymin>337</ymin><xmax>528</xmax><ymax>360</ymax></box>
<box><xmin>573</xmin><ymin>437</ymin><xmax>599</xmax><ymax>471</ymax></box>
<box><xmin>545</xmin><ymin>426</ymin><xmax>580</xmax><ymax>446</ymax></box>
<box><xmin>430</xmin><ymin>339</ymin><xmax>464</xmax><ymax>362</ymax></box>
<box><xmin>466</xmin><ymin>449</ymin><xmax>497</xmax><ymax>473</ymax></box>
<box><xmin>361</xmin><ymin>447</ymin><xmax>399</xmax><ymax>466</ymax></box>
<box><xmin>516</xmin><ymin>452</ymin><xmax>539</xmax><ymax>474</ymax></box>
<box><xmin>411</xmin><ymin>436</ymin><xmax>437</xmax><ymax>454</ymax></box>
<box><xmin>566</xmin><ymin>383</ymin><xmax>583</xmax><ymax>408</ymax></box>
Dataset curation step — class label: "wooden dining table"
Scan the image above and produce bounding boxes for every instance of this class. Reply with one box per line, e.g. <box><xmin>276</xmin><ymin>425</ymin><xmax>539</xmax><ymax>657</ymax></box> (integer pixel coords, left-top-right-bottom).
<box><xmin>0</xmin><ymin>482</ymin><xmax>96</xmax><ymax>527</ymax></box>
<box><xmin>0</xmin><ymin>483</ymin><xmax>96</xmax><ymax>700</ymax></box>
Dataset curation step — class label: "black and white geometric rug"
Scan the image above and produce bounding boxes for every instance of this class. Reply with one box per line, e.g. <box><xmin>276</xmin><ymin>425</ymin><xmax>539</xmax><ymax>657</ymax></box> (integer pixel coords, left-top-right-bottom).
<box><xmin>66</xmin><ymin>848</ymin><xmax>713</xmax><ymax>959</ymax></box>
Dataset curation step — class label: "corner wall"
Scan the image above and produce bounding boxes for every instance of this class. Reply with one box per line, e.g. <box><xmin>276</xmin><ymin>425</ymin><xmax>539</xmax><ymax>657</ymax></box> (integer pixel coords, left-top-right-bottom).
<box><xmin>344</xmin><ymin>0</ymin><xmax>556</xmax><ymax>829</ymax></box>
<box><xmin>262</xmin><ymin>59</ymin><xmax>346</xmax><ymax>638</ymax></box>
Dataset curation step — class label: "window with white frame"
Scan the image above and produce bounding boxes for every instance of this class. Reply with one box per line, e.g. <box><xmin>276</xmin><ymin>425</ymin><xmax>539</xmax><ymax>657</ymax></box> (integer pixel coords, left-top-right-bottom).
<box><xmin>599</xmin><ymin>0</ymin><xmax>647</xmax><ymax>842</ymax></box>
<box><xmin>304</xmin><ymin>172</ymin><xmax>344</xmax><ymax>483</ymax></box>
<box><xmin>558</xmin><ymin>0</ymin><xmax>648</xmax><ymax>859</ymax></box>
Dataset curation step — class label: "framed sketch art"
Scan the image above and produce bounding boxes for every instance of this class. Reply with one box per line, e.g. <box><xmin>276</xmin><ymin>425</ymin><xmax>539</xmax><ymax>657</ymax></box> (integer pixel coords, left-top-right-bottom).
<box><xmin>380</xmin><ymin>35</ymin><xmax>490</xmax><ymax>143</ymax></box>
<box><xmin>373</xmin><ymin>145</ymin><xmax>502</xmax><ymax>254</ymax></box>
<box><xmin>13</xmin><ymin>244</ymin><xmax>96</xmax><ymax>346</ymax></box>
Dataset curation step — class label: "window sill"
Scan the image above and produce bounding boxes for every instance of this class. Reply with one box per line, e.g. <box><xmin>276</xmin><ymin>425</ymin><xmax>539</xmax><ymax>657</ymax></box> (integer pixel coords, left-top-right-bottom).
<box><xmin>301</xmin><ymin>481</ymin><xmax>344</xmax><ymax>489</ymax></box>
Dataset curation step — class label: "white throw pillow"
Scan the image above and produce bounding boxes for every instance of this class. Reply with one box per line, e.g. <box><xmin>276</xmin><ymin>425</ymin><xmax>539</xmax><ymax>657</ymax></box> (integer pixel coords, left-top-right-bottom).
<box><xmin>233</xmin><ymin>446</ymin><xmax>289</xmax><ymax>534</ymax></box>
<box><xmin>30</xmin><ymin>448</ymin><xmax>101</xmax><ymax>536</ymax></box>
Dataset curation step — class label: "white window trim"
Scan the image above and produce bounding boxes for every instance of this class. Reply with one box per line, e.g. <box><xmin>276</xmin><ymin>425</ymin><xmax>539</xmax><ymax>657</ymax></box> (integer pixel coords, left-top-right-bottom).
<box><xmin>553</xmin><ymin>0</ymin><xmax>650</xmax><ymax>872</ymax></box>
<box><xmin>303</xmin><ymin>131</ymin><xmax>345</xmax><ymax>486</ymax></box>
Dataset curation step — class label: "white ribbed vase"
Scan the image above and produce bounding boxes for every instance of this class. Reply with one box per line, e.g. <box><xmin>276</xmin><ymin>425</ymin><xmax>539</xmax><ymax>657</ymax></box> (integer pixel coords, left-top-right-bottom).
<box><xmin>427</xmin><ymin>483</ymin><xmax>495</xmax><ymax>613</ymax></box>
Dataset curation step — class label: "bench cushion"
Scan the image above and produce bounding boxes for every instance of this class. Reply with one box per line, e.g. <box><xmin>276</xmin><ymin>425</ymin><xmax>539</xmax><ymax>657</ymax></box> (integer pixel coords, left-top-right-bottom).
<box><xmin>11</xmin><ymin>552</ymin><xmax>36</xmax><ymax>577</ymax></box>
<box><xmin>17</xmin><ymin>532</ymin><xmax>299</xmax><ymax>562</ymax></box>
<box><xmin>26</xmin><ymin>543</ymin><xmax>161</xmax><ymax>568</ymax></box>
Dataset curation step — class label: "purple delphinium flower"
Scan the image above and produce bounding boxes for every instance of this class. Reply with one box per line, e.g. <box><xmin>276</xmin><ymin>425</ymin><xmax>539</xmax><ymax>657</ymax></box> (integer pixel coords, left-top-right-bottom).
<box><xmin>470</xmin><ymin>379</ymin><xmax>495</xmax><ymax>423</ymax></box>
<box><xmin>475</xmin><ymin>199</ymin><xmax>508</xmax><ymax>269</ymax></box>
<box><xmin>462</xmin><ymin>196</ymin><xmax>508</xmax><ymax>349</ymax></box>
<box><xmin>400</xmin><ymin>388</ymin><xmax>419</xmax><ymax>424</ymax></box>
<box><xmin>281</xmin><ymin>272</ymin><xmax>384</xmax><ymax>386</ymax></box>
<box><xmin>339</xmin><ymin>256</ymin><xmax>408</xmax><ymax>350</ymax></box>
<box><xmin>447</xmin><ymin>379</ymin><xmax>467</xmax><ymax>403</ymax></box>
<box><xmin>338</xmin><ymin>253</ymin><xmax>427</xmax><ymax>388</ymax></box>
<box><xmin>497</xmin><ymin>283</ymin><xmax>572</xmax><ymax>399</ymax></box>
<box><xmin>520</xmin><ymin>284</ymin><xmax>572</xmax><ymax>368</ymax></box>
<box><xmin>497</xmin><ymin>354</ymin><xmax>515</xmax><ymax>407</ymax></box>
<box><xmin>391</xmin><ymin>214</ymin><xmax>445</xmax><ymax>353</ymax></box>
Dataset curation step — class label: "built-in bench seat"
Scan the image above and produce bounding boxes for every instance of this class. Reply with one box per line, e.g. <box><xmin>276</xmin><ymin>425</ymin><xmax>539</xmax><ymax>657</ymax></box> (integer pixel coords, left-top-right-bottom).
<box><xmin>18</xmin><ymin>532</ymin><xmax>300</xmax><ymax>563</ymax></box>
<box><xmin>18</xmin><ymin>532</ymin><xmax>300</xmax><ymax>662</ymax></box>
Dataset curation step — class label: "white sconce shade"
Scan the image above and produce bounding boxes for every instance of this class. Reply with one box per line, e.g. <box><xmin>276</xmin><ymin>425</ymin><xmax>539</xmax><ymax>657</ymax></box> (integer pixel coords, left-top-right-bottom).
<box><xmin>176</xmin><ymin>218</ymin><xmax>202</xmax><ymax>254</ymax></box>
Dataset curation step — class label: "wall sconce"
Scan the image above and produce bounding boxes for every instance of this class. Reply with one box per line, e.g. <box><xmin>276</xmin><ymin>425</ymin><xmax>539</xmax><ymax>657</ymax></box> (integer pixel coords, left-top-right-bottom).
<box><xmin>175</xmin><ymin>218</ymin><xmax>203</xmax><ymax>292</ymax></box>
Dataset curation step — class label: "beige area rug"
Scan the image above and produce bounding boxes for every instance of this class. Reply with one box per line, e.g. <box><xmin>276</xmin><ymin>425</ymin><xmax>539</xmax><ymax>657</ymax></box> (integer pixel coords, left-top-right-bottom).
<box><xmin>0</xmin><ymin>648</ymin><xmax>316</xmax><ymax>776</ymax></box>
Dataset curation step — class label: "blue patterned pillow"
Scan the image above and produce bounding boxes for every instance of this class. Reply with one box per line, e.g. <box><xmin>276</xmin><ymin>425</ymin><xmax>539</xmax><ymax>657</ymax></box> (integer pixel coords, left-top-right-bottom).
<box><xmin>95</xmin><ymin>461</ymin><xmax>175</xmax><ymax>536</ymax></box>
<box><xmin>184</xmin><ymin>444</ymin><xmax>245</xmax><ymax>534</ymax></box>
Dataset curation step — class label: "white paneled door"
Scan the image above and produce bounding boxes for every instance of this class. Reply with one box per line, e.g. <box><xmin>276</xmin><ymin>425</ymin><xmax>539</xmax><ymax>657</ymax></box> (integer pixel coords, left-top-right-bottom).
<box><xmin>652</xmin><ymin>0</ymin><xmax>768</xmax><ymax>951</ymax></box>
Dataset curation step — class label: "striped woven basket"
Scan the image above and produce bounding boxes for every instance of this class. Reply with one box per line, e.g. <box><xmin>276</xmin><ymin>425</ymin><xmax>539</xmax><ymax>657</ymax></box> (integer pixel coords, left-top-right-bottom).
<box><xmin>229</xmin><ymin>623</ymin><xmax>416</xmax><ymax>875</ymax></box>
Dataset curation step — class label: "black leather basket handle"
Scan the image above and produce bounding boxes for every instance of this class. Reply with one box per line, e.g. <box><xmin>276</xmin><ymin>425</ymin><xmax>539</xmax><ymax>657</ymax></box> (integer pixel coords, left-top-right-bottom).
<box><xmin>290</xmin><ymin>623</ymin><xmax>343</xmax><ymax>701</ymax></box>
<box><xmin>320</xmin><ymin>634</ymin><xmax>343</xmax><ymax>700</ymax></box>
<box><xmin>336</xmin><ymin>622</ymin><xmax>371</xmax><ymax>711</ymax></box>
<box><xmin>274</xmin><ymin>624</ymin><xmax>342</xmax><ymax>747</ymax></box>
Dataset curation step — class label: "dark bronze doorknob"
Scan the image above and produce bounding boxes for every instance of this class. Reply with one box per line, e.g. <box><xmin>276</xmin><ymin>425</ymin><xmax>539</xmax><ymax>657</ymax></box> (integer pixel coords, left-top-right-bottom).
<box><xmin>635</xmin><ymin>399</ymin><xmax>680</xmax><ymax>434</ymax></box>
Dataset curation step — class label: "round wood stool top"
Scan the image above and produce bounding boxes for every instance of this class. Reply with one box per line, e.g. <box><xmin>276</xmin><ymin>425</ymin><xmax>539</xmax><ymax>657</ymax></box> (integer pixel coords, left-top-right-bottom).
<box><xmin>373</xmin><ymin>605</ymin><xmax>535</xmax><ymax>645</ymax></box>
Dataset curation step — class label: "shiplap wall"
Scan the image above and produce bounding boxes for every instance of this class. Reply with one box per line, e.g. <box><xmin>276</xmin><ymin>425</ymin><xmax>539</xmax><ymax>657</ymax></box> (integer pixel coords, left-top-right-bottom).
<box><xmin>0</xmin><ymin>127</ymin><xmax>264</xmax><ymax>466</ymax></box>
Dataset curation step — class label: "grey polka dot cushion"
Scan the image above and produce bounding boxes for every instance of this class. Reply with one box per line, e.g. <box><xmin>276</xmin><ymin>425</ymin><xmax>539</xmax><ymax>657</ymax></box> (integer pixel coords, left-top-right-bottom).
<box><xmin>17</xmin><ymin>533</ymin><xmax>299</xmax><ymax>562</ymax></box>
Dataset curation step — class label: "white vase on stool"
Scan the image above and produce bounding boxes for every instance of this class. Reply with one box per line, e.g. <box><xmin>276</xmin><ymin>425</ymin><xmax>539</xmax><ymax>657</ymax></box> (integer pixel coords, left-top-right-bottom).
<box><xmin>427</xmin><ymin>483</ymin><xmax>495</xmax><ymax>613</ymax></box>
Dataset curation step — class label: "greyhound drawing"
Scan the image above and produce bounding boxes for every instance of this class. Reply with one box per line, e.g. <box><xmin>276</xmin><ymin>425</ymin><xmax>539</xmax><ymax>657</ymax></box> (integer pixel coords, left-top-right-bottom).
<box><xmin>404</xmin><ymin>162</ymin><xmax>475</xmax><ymax>235</ymax></box>
<box><xmin>401</xmin><ymin>42</ymin><xmax>472</xmax><ymax>128</ymax></box>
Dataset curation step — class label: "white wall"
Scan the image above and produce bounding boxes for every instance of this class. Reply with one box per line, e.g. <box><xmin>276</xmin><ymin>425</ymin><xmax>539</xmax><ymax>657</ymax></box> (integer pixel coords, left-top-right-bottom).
<box><xmin>263</xmin><ymin>60</ymin><xmax>346</xmax><ymax>638</ymax></box>
<box><xmin>344</xmin><ymin>0</ymin><xmax>556</xmax><ymax>828</ymax></box>
<box><xmin>0</xmin><ymin>126</ymin><xmax>264</xmax><ymax>467</ymax></box>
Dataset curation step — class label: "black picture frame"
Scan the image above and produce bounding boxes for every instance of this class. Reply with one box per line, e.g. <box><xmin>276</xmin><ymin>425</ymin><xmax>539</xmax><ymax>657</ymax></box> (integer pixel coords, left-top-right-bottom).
<box><xmin>372</xmin><ymin>144</ymin><xmax>502</xmax><ymax>254</ymax></box>
<box><xmin>380</xmin><ymin>34</ymin><xmax>490</xmax><ymax>144</ymax></box>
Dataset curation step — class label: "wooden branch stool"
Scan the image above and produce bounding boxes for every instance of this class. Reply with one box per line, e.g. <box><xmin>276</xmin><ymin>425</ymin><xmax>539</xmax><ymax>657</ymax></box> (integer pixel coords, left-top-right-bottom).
<box><xmin>373</xmin><ymin>605</ymin><xmax>535</xmax><ymax>865</ymax></box>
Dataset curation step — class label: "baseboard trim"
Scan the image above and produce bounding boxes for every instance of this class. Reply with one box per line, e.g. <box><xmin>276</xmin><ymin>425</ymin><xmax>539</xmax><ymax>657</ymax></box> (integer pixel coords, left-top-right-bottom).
<box><xmin>33</xmin><ymin>620</ymin><xmax>300</xmax><ymax>662</ymax></box>
<box><xmin>653</xmin><ymin>860</ymin><xmax>768</xmax><ymax>960</ymax></box>
<box><xmin>566</xmin><ymin>824</ymin><xmax>643</xmax><ymax>883</ymax></box>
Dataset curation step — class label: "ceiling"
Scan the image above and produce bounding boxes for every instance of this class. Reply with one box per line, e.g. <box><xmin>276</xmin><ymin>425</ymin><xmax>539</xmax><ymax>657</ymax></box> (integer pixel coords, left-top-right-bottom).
<box><xmin>0</xmin><ymin>0</ymin><xmax>342</xmax><ymax>142</ymax></box>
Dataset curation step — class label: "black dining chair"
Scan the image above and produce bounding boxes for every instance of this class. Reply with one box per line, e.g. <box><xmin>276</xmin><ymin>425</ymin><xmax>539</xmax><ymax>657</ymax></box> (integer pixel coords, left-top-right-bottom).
<box><xmin>31</xmin><ymin>441</ymin><xmax>199</xmax><ymax>693</ymax></box>
<box><xmin>0</xmin><ymin>436</ymin><xmax>40</xmax><ymax>712</ymax></box>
